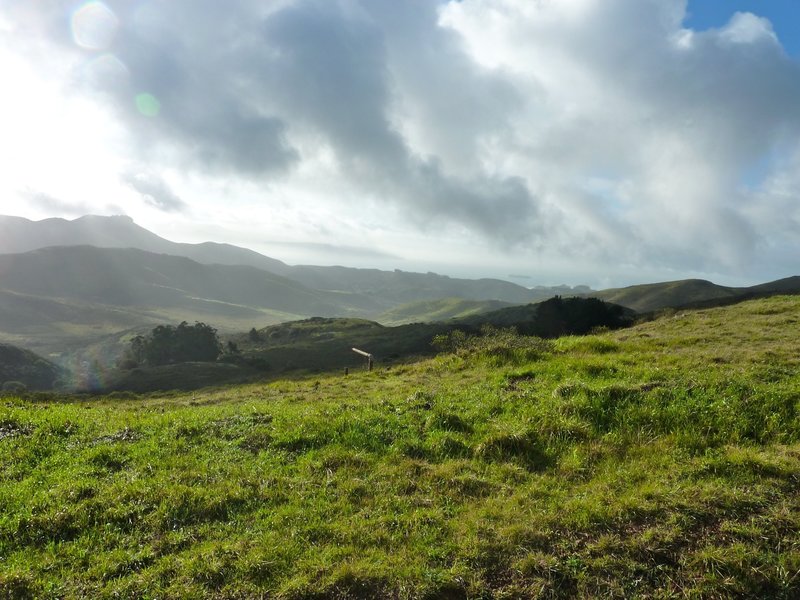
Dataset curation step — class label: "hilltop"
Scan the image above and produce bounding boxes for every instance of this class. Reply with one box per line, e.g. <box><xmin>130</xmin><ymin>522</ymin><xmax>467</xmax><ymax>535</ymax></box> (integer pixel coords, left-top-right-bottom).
<box><xmin>1</xmin><ymin>295</ymin><xmax>798</xmax><ymax>598</ymax></box>
<box><xmin>0</xmin><ymin>215</ymin><xmax>563</xmax><ymax>314</ymax></box>
<box><xmin>588</xmin><ymin>277</ymin><xmax>800</xmax><ymax>312</ymax></box>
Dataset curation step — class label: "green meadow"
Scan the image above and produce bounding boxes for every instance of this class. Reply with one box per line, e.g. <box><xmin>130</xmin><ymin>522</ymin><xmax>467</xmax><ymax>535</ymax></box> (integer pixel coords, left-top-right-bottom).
<box><xmin>1</xmin><ymin>296</ymin><xmax>799</xmax><ymax>598</ymax></box>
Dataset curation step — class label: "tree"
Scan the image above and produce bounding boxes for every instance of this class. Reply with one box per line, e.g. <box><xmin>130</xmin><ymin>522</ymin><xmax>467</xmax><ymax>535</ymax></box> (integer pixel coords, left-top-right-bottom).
<box><xmin>124</xmin><ymin>322</ymin><xmax>222</xmax><ymax>367</ymax></box>
<box><xmin>248</xmin><ymin>327</ymin><xmax>261</xmax><ymax>342</ymax></box>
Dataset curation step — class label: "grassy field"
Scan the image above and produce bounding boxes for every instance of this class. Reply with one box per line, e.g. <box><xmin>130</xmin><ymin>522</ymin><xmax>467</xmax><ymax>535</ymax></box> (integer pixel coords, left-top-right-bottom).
<box><xmin>1</xmin><ymin>296</ymin><xmax>799</xmax><ymax>598</ymax></box>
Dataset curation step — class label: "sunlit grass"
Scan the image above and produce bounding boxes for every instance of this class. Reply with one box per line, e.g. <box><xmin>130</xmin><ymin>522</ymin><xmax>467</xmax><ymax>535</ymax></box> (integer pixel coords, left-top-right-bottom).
<box><xmin>1</xmin><ymin>295</ymin><xmax>799</xmax><ymax>598</ymax></box>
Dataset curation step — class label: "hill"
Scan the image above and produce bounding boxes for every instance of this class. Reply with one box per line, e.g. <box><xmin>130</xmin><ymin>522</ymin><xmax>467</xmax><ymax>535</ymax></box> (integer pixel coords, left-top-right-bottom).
<box><xmin>93</xmin><ymin>297</ymin><xmax>633</xmax><ymax>392</ymax></box>
<box><xmin>587</xmin><ymin>277</ymin><xmax>800</xmax><ymax>313</ymax></box>
<box><xmin>0</xmin><ymin>214</ymin><xmax>289</xmax><ymax>274</ymax></box>
<box><xmin>377</xmin><ymin>297</ymin><xmax>513</xmax><ymax>325</ymax></box>
<box><xmin>1</xmin><ymin>295</ymin><xmax>798</xmax><ymax>597</ymax></box>
<box><xmin>0</xmin><ymin>343</ymin><xmax>63</xmax><ymax>390</ymax></box>
<box><xmin>280</xmin><ymin>265</ymin><xmax>544</xmax><ymax>308</ymax></box>
<box><xmin>587</xmin><ymin>279</ymin><xmax>744</xmax><ymax>312</ymax></box>
<box><xmin>0</xmin><ymin>215</ymin><xmax>557</xmax><ymax>309</ymax></box>
<box><xmin>0</xmin><ymin>246</ymin><xmax>363</xmax><ymax>353</ymax></box>
<box><xmin>0</xmin><ymin>246</ymin><xmax>348</xmax><ymax>315</ymax></box>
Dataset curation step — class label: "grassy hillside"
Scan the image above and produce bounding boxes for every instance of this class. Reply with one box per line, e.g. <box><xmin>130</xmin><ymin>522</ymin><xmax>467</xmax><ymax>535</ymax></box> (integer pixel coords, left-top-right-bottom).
<box><xmin>588</xmin><ymin>279</ymin><xmax>743</xmax><ymax>312</ymax></box>
<box><xmin>0</xmin><ymin>246</ymin><xmax>349</xmax><ymax>316</ymax></box>
<box><xmin>1</xmin><ymin>296</ymin><xmax>799</xmax><ymax>598</ymax></box>
<box><xmin>588</xmin><ymin>276</ymin><xmax>800</xmax><ymax>313</ymax></box>
<box><xmin>377</xmin><ymin>297</ymin><xmax>513</xmax><ymax>325</ymax></box>
<box><xmin>0</xmin><ymin>343</ymin><xmax>63</xmax><ymax>391</ymax></box>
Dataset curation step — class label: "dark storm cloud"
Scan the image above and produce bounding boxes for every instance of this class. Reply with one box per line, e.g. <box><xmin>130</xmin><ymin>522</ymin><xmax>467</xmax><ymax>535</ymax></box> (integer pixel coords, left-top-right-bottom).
<box><xmin>121</xmin><ymin>171</ymin><xmax>186</xmax><ymax>213</ymax></box>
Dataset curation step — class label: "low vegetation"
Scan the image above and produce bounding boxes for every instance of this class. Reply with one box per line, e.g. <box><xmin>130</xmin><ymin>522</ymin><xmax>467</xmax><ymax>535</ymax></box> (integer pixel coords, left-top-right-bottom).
<box><xmin>1</xmin><ymin>296</ymin><xmax>799</xmax><ymax>598</ymax></box>
<box><xmin>0</xmin><ymin>343</ymin><xmax>64</xmax><ymax>391</ymax></box>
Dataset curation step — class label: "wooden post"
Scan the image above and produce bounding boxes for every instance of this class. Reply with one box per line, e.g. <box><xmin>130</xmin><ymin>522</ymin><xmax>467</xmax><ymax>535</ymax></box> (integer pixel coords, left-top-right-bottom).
<box><xmin>352</xmin><ymin>348</ymin><xmax>373</xmax><ymax>371</ymax></box>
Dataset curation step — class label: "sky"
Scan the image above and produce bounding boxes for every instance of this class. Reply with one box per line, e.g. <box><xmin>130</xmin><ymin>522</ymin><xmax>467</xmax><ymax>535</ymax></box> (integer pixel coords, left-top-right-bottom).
<box><xmin>0</xmin><ymin>0</ymin><xmax>799</xmax><ymax>289</ymax></box>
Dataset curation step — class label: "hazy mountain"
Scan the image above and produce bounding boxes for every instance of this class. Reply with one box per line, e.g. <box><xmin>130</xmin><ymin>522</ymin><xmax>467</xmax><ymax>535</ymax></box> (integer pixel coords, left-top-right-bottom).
<box><xmin>377</xmin><ymin>298</ymin><xmax>513</xmax><ymax>325</ymax></box>
<box><xmin>0</xmin><ymin>215</ymin><xmax>558</xmax><ymax>306</ymax></box>
<box><xmin>0</xmin><ymin>246</ymin><xmax>356</xmax><ymax>326</ymax></box>
<box><xmin>285</xmin><ymin>265</ymin><xmax>539</xmax><ymax>308</ymax></box>
<box><xmin>0</xmin><ymin>214</ymin><xmax>289</xmax><ymax>273</ymax></box>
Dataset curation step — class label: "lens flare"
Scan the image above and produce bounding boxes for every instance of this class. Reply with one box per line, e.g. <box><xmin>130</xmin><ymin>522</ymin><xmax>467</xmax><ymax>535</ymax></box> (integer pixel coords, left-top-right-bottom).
<box><xmin>71</xmin><ymin>1</ymin><xmax>119</xmax><ymax>51</ymax></box>
<box><xmin>135</xmin><ymin>93</ymin><xmax>161</xmax><ymax>117</ymax></box>
<box><xmin>81</xmin><ymin>53</ymin><xmax>130</xmax><ymax>88</ymax></box>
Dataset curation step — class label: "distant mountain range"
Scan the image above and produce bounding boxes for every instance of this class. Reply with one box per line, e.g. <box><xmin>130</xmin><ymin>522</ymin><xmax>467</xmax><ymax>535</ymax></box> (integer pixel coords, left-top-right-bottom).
<box><xmin>0</xmin><ymin>215</ymin><xmax>582</xmax><ymax>357</ymax></box>
<box><xmin>0</xmin><ymin>214</ymin><xmax>289</xmax><ymax>272</ymax></box>
<box><xmin>0</xmin><ymin>215</ymin><xmax>578</xmax><ymax>313</ymax></box>
<box><xmin>0</xmin><ymin>214</ymin><xmax>798</xmax><ymax>364</ymax></box>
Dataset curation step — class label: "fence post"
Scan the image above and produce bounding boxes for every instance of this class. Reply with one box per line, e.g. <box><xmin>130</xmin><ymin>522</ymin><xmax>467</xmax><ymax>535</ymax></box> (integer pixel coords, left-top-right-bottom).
<box><xmin>352</xmin><ymin>348</ymin><xmax>374</xmax><ymax>371</ymax></box>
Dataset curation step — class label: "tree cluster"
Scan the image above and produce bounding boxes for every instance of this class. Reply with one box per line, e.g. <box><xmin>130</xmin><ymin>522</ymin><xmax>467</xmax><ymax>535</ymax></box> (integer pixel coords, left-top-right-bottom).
<box><xmin>126</xmin><ymin>322</ymin><xmax>222</xmax><ymax>367</ymax></box>
<box><xmin>521</xmin><ymin>296</ymin><xmax>632</xmax><ymax>338</ymax></box>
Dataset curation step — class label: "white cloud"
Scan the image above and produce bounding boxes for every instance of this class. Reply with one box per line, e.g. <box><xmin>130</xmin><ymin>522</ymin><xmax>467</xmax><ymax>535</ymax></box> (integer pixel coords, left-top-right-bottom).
<box><xmin>1</xmin><ymin>0</ymin><xmax>799</xmax><ymax>286</ymax></box>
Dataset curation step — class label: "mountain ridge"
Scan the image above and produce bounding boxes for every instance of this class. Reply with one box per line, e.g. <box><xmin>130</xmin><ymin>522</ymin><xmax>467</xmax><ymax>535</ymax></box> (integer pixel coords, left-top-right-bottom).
<box><xmin>0</xmin><ymin>215</ymin><xmax>561</xmax><ymax>308</ymax></box>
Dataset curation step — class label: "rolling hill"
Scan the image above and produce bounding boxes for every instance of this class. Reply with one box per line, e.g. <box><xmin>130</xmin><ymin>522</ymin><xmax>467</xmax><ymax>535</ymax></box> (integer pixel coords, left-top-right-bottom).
<box><xmin>0</xmin><ymin>214</ymin><xmax>289</xmax><ymax>274</ymax></box>
<box><xmin>0</xmin><ymin>343</ymin><xmax>64</xmax><ymax>390</ymax></box>
<box><xmin>0</xmin><ymin>215</ymin><xmax>554</xmax><ymax>308</ymax></box>
<box><xmin>1</xmin><ymin>295</ymin><xmax>798</xmax><ymax>597</ymax></box>
<box><xmin>587</xmin><ymin>277</ymin><xmax>800</xmax><ymax>312</ymax></box>
<box><xmin>0</xmin><ymin>246</ymin><xmax>356</xmax><ymax>357</ymax></box>
<box><xmin>0</xmin><ymin>246</ymin><xmax>352</xmax><ymax>316</ymax></box>
<box><xmin>377</xmin><ymin>297</ymin><xmax>513</xmax><ymax>325</ymax></box>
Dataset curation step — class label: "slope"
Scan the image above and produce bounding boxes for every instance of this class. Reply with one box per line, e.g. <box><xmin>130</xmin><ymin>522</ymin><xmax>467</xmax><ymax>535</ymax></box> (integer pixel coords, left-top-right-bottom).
<box><xmin>0</xmin><ymin>246</ymin><xmax>348</xmax><ymax>316</ymax></box>
<box><xmin>0</xmin><ymin>215</ymin><xmax>554</xmax><ymax>307</ymax></box>
<box><xmin>1</xmin><ymin>296</ymin><xmax>798</xmax><ymax>598</ymax></box>
<box><xmin>588</xmin><ymin>279</ymin><xmax>745</xmax><ymax>312</ymax></box>
<box><xmin>0</xmin><ymin>215</ymin><xmax>288</xmax><ymax>273</ymax></box>
<box><xmin>377</xmin><ymin>297</ymin><xmax>513</xmax><ymax>325</ymax></box>
<box><xmin>0</xmin><ymin>343</ymin><xmax>64</xmax><ymax>390</ymax></box>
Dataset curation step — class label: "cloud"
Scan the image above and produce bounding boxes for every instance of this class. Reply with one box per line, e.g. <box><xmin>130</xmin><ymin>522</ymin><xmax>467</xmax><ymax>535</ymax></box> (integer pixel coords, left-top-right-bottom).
<box><xmin>121</xmin><ymin>171</ymin><xmax>187</xmax><ymax>213</ymax></box>
<box><xmin>5</xmin><ymin>0</ymin><xmax>800</xmax><ymax>282</ymax></box>
<box><xmin>20</xmin><ymin>189</ymin><xmax>121</xmax><ymax>217</ymax></box>
<box><xmin>270</xmin><ymin>241</ymin><xmax>399</xmax><ymax>261</ymax></box>
<box><xmin>7</xmin><ymin>0</ymin><xmax>542</xmax><ymax>239</ymax></box>
<box><xmin>441</xmin><ymin>0</ymin><xmax>800</xmax><ymax>269</ymax></box>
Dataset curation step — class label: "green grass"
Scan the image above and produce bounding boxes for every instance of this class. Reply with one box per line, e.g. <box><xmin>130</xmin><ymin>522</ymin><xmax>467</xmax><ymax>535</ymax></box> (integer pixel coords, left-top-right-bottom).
<box><xmin>1</xmin><ymin>296</ymin><xmax>799</xmax><ymax>598</ymax></box>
